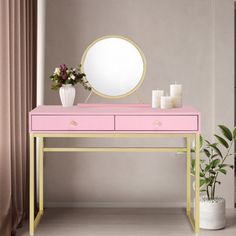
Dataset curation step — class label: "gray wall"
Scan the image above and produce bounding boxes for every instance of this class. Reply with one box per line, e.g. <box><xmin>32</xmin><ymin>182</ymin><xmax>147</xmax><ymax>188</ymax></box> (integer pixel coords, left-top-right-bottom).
<box><xmin>44</xmin><ymin>0</ymin><xmax>234</xmax><ymax>207</ymax></box>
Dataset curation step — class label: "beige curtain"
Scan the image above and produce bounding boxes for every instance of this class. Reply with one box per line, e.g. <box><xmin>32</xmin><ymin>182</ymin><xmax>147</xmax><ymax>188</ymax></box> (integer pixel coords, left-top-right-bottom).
<box><xmin>0</xmin><ymin>0</ymin><xmax>37</xmax><ymax>235</ymax></box>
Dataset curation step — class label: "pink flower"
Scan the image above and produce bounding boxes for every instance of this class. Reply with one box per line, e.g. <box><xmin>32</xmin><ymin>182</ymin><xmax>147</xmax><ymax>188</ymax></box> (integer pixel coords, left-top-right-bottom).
<box><xmin>60</xmin><ymin>64</ymin><xmax>68</xmax><ymax>80</ymax></box>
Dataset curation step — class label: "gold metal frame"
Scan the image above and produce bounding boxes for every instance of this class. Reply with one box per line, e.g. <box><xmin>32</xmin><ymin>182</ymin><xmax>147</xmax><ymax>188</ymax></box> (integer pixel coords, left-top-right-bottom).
<box><xmin>80</xmin><ymin>35</ymin><xmax>147</xmax><ymax>99</ymax></box>
<box><xmin>29</xmin><ymin>132</ymin><xmax>200</xmax><ymax>235</ymax></box>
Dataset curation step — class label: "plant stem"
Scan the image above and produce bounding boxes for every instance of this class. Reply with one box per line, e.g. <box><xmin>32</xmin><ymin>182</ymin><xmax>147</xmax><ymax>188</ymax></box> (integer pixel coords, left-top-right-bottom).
<box><xmin>206</xmin><ymin>186</ymin><xmax>210</xmax><ymax>199</ymax></box>
<box><xmin>206</xmin><ymin>149</ymin><xmax>212</xmax><ymax>200</ymax></box>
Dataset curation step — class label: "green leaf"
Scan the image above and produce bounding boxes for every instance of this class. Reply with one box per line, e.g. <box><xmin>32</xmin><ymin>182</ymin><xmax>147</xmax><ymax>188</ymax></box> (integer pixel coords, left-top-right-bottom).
<box><xmin>205</xmin><ymin>139</ymin><xmax>211</xmax><ymax>145</ymax></box>
<box><xmin>200</xmin><ymin>179</ymin><xmax>205</xmax><ymax>187</ymax></box>
<box><xmin>209</xmin><ymin>170</ymin><xmax>216</xmax><ymax>175</ymax></box>
<box><xmin>218</xmin><ymin>168</ymin><xmax>227</xmax><ymax>175</ymax></box>
<box><xmin>214</xmin><ymin>134</ymin><xmax>229</xmax><ymax>148</ymax></box>
<box><xmin>200</xmin><ymin>135</ymin><xmax>204</xmax><ymax>148</ymax></box>
<box><xmin>51</xmin><ymin>84</ymin><xmax>61</xmax><ymax>91</ymax></box>
<box><xmin>218</xmin><ymin>125</ymin><xmax>232</xmax><ymax>141</ymax></box>
<box><xmin>210</xmin><ymin>142</ymin><xmax>218</xmax><ymax>147</ymax></box>
<box><xmin>205</xmin><ymin>178</ymin><xmax>212</xmax><ymax>186</ymax></box>
<box><xmin>211</xmin><ymin>154</ymin><xmax>219</xmax><ymax>159</ymax></box>
<box><xmin>205</xmin><ymin>164</ymin><xmax>211</xmax><ymax>172</ymax></box>
<box><xmin>207</xmin><ymin>176</ymin><xmax>215</xmax><ymax>186</ymax></box>
<box><xmin>211</xmin><ymin>159</ymin><xmax>221</xmax><ymax>168</ymax></box>
<box><xmin>191</xmin><ymin>159</ymin><xmax>195</xmax><ymax>168</ymax></box>
<box><xmin>200</xmin><ymin>172</ymin><xmax>205</xmax><ymax>177</ymax></box>
<box><xmin>203</xmin><ymin>148</ymin><xmax>211</xmax><ymax>157</ymax></box>
<box><xmin>218</xmin><ymin>164</ymin><xmax>227</xmax><ymax>168</ymax></box>
<box><xmin>209</xmin><ymin>144</ymin><xmax>223</xmax><ymax>158</ymax></box>
<box><xmin>218</xmin><ymin>164</ymin><xmax>233</xmax><ymax>169</ymax></box>
<box><xmin>233</xmin><ymin>127</ymin><xmax>236</xmax><ymax>140</ymax></box>
<box><xmin>191</xmin><ymin>159</ymin><xmax>196</xmax><ymax>175</ymax></box>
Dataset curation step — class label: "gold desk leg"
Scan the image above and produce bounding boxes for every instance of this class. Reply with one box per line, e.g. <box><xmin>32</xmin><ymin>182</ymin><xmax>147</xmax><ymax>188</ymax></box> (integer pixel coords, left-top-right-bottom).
<box><xmin>195</xmin><ymin>133</ymin><xmax>200</xmax><ymax>233</ymax></box>
<box><xmin>186</xmin><ymin>137</ymin><xmax>191</xmax><ymax>216</ymax></box>
<box><xmin>39</xmin><ymin>137</ymin><xmax>44</xmax><ymax>213</ymax></box>
<box><xmin>29</xmin><ymin>135</ymin><xmax>34</xmax><ymax>236</ymax></box>
<box><xmin>29</xmin><ymin>133</ymin><xmax>198</xmax><ymax>234</ymax></box>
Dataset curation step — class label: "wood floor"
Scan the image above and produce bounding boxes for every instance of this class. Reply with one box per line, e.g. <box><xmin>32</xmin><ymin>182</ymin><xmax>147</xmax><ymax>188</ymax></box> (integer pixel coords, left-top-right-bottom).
<box><xmin>18</xmin><ymin>208</ymin><xmax>236</xmax><ymax>236</ymax></box>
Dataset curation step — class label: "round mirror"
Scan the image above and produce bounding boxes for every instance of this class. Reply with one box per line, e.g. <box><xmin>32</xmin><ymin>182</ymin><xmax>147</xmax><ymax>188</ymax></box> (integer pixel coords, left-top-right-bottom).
<box><xmin>81</xmin><ymin>35</ymin><xmax>146</xmax><ymax>98</ymax></box>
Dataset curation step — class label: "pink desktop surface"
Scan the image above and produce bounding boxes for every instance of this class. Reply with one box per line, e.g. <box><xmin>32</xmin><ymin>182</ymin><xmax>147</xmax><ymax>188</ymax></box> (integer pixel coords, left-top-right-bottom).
<box><xmin>30</xmin><ymin>104</ymin><xmax>200</xmax><ymax>115</ymax></box>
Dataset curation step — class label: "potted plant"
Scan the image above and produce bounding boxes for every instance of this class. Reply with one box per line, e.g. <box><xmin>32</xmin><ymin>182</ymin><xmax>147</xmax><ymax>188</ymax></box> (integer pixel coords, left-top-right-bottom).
<box><xmin>192</xmin><ymin>125</ymin><xmax>235</xmax><ymax>230</ymax></box>
<box><xmin>50</xmin><ymin>64</ymin><xmax>91</xmax><ymax>107</ymax></box>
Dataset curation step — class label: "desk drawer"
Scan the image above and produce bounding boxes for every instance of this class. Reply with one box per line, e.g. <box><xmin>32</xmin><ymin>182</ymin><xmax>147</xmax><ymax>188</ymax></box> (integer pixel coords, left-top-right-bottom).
<box><xmin>31</xmin><ymin>115</ymin><xmax>114</xmax><ymax>131</ymax></box>
<box><xmin>115</xmin><ymin>115</ymin><xmax>198</xmax><ymax>131</ymax></box>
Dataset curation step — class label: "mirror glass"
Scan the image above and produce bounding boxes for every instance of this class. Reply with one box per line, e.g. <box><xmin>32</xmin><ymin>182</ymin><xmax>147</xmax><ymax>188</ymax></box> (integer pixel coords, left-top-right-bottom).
<box><xmin>81</xmin><ymin>36</ymin><xmax>146</xmax><ymax>98</ymax></box>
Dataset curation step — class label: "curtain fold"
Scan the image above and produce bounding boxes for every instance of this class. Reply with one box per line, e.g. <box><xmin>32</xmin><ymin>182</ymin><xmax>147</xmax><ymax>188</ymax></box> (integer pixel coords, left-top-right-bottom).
<box><xmin>0</xmin><ymin>0</ymin><xmax>37</xmax><ymax>235</ymax></box>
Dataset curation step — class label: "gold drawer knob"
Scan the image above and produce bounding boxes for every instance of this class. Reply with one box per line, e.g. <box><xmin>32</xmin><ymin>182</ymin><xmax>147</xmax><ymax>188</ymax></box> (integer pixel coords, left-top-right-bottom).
<box><xmin>70</xmin><ymin>120</ymin><xmax>78</xmax><ymax>126</ymax></box>
<box><xmin>153</xmin><ymin>120</ymin><xmax>162</xmax><ymax>127</ymax></box>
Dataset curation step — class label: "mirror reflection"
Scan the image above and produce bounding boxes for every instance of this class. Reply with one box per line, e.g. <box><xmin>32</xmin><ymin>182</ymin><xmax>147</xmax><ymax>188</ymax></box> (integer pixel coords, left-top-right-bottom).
<box><xmin>81</xmin><ymin>36</ymin><xmax>146</xmax><ymax>98</ymax></box>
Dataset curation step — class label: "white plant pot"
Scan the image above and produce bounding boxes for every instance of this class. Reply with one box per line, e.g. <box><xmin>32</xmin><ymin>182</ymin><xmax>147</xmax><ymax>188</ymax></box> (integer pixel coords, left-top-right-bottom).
<box><xmin>59</xmin><ymin>84</ymin><xmax>75</xmax><ymax>107</ymax></box>
<box><xmin>200</xmin><ymin>197</ymin><xmax>226</xmax><ymax>230</ymax></box>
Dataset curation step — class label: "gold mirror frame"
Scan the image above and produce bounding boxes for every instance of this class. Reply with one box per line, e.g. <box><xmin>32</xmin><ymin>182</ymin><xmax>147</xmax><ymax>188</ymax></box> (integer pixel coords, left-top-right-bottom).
<box><xmin>81</xmin><ymin>35</ymin><xmax>147</xmax><ymax>99</ymax></box>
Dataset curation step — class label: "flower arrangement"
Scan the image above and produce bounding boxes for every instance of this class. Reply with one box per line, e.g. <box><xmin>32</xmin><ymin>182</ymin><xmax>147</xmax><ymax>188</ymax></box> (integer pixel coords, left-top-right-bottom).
<box><xmin>50</xmin><ymin>64</ymin><xmax>91</xmax><ymax>90</ymax></box>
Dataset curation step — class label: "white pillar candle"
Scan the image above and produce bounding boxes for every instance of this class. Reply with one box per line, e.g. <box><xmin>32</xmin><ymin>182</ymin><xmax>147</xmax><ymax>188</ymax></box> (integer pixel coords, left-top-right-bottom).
<box><xmin>170</xmin><ymin>83</ymin><xmax>183</xmax><ymax>108</ymax></box>
<box><xmin>160</xmin><ymin>96</ymin><xmax>173</xmax><ymax>109</ymax></box>
<box><xmin>170</xmin><ymin>83</ymin><xmax>182</xmax><ymax>97</ymax></box>
<box><xmin>172</xmin><ymin>96</ymin><xmax>182</xmax><ymax>108</ymax></box>
<box><xmin>152</xmin><ymin>90</ymin><xmax>164</xmax><ymax>108</ymax></box>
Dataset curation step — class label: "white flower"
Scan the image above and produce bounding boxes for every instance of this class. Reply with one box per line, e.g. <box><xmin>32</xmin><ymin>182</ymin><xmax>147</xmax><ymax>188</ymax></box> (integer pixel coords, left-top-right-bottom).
<box><xmin>54</xmin><ymin>67</ymin><xmax>60</xmax><ymax>76</ymax></box>
<box><xmin>70</xmin><ymin>74</ymin><xmax>76</xmax><ymax>80</ymax></box>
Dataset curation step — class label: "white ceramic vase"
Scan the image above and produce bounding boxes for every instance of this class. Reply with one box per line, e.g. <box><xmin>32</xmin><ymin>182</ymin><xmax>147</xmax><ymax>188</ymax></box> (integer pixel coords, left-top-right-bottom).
<box><xmin>200</xmin><ymin>197</ymin><xmax>226</xmax><ymax>230</ymax></box>
<box><xmin>59</xmin><ymin>84</ymin><xmax>75</xmax><ymax>107</ymax></box>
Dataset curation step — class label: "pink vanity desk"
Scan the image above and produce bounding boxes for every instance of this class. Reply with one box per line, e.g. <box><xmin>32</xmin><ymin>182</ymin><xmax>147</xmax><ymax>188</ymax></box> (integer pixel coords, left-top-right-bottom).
<box><xmin>29</xmin><ymin>104</ymin><xmax>200</xmax><ymax>235</ymax></box>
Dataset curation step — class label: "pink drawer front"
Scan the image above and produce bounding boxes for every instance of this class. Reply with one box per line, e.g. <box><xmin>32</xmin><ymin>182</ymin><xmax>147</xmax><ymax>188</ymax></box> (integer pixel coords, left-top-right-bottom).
<box><xmin>31</xmin><ymin>115</ymin><xmax>114</xmax><ymax>131</ymax></box>
<box><xmin>115</xmin><ymin>115</ymin><xmax>198</xmax><ymax>131</ymax></box>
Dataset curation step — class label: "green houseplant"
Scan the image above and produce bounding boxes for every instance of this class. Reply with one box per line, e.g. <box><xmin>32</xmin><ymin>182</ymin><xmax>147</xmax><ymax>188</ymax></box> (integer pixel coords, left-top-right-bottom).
<box><xmin>191</xmin><ymin>125</ymin><xmax>235</xmax><ymax>229</ymax></box>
